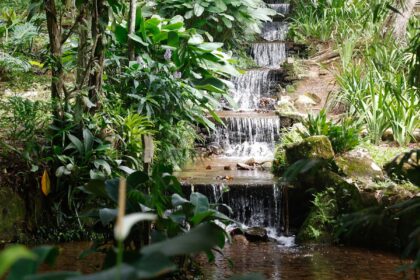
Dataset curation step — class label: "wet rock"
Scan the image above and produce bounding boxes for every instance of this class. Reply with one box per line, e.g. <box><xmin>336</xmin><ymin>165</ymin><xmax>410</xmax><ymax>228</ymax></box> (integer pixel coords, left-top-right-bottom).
<box><xmin>244</xmin><ymin>227</ymin><xmax>268</xmax><ymax>242</ymax></box>
<box><xmin>216</xmin><ymin>175</ymin><xmax>234</xmax><ymax>181</ymax></box>
<box><xmin>258</xmin><ymin>97</ymin><xmax>277</xmax><ymax>110</ymax></box>
<box><xmin>224</xmin><ymin>165</ymin><xmax>232</xmax><ymax>171</ymax></box>
<box><xmin>237</xmin><ymin>163</ymin><xmax>254</xmax><ymax>170</ymax></box>
<box><xmin>285</xmin><ymin>135</ymin><xmax>335</xmax><ymax>164</ymax></box>
<box><xmin>207</xmin><ymin>143</ymin><xmax>224</xmax><ymax>156</ymax></box>
<box><xmin>384</xmin><ymin>150</ymin><xmax>420</xmax><ymax>186</ymax></box>
<box><xmin>335</xmin><ymin>148</ymin><xmax>384</xmax><ymax>181</ymax></box>
<box><xmin>245</xmin><ymin>158</ymin><xmax>256</xmax><ymax>166</ymax></box>
<box><xmin>233</xmin><ymin>235</ymin><xmax>250</xmax><ymax>245</ymax></box>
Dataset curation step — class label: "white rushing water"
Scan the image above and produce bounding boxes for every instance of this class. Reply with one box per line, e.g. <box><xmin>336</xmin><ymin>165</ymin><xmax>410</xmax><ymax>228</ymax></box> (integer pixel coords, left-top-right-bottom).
<box><xmin>267</xmin><ymin>3</ymin><xmax>291</xmax><ymax>15</ymax></box>
<box><xmin>261</xmin><ymin>22</ymin><xmax>289</xmax><ymax>41</ymax></box>
<box><xmin>230</xmin><ymin>70</ymin><xmax>281</xmax><ymax>110</ymax></box>
<box><xmin>211</xmin><ymin>116</ymin><xmax>280</xmax><ymax>159</ymax></box>
<box><xmin>251</xmin><ymin>42</ymin><xmax>286</xmax><ymax>67</ymax></box>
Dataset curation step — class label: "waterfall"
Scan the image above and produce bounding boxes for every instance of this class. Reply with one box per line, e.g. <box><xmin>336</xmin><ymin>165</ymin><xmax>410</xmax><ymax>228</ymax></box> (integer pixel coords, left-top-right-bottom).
<box><xmin>197</xmin><ymin>184</ymin><xmax>284</xmax><ymax>236</ymax></box>
<box><xmin>251</xmin><ymin>42</ymin><xmax>286</xmax><ymax>67</ymax></box>
<box><xmin>267</xmin><ymin>3</ymin><xmax>290</xmax><ymax>15</ymax></box>
<box><xmin>211</xmin><ymin>116</ymin><xmax>280</xmax><ymax>159</ymax></box>
<box><xmin>230</xmin><ymin>70</ymin><xmax>283</xmax><ymax>110</ymax></box>
<box><xmin>261</xmin><ymin>22</ymin><xmax>288</xmax><ymax>41</ymax></box>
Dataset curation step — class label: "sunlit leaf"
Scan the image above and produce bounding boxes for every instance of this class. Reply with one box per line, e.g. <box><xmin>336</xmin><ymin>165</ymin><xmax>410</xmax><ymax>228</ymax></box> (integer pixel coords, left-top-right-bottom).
<box><xmin>41</xmin><ymin>170</ymin><xmax>51</xmax><ymax>196</ymax></box>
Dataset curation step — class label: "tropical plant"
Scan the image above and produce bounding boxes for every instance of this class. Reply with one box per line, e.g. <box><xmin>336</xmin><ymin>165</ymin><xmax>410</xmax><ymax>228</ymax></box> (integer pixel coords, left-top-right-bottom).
<box><xmin>154</xmin><ymin>0</ymin><xmax>276</xmax><ymax>47</ymax></box>
<box><xmin>303</xmin><ymin>110</ymin><xmax>360</xmax><ymax>154</ymax></box>
<box><xmin>337</xmin><ymin>40</ymin><xmax>420</xmax><ymax>146</ymax></box>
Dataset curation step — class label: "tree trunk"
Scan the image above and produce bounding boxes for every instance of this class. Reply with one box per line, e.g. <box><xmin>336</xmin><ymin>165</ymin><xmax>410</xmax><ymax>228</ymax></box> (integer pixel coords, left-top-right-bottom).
<box><xmin>387</xmin><ymin>0</ymin><xmax>417</xmax><ymax>41</ymax></box>
<box><xmin>76</xmin><ymin>6</ymin><xmax>90</xmax><ymax>87</ymax></box>
<box><xmin>44</xmin><ymin>0</ymin><xmax>64</xmax><ymax>117</ymax></box>
<box><xmin>128</xmin><ymin>0</ymin><xmax>137</xmax><ymax>61</ymax></box>
<box><xmin>88</xmin><ymin>0</ymin><xmax>107</xmax><ymax>107</ymax></box>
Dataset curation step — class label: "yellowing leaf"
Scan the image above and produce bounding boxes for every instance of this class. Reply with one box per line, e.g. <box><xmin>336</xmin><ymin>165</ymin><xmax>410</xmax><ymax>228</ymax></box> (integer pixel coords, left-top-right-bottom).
<box><xmin>41</xmin><ymin>170</ymin><xmax>51</xmax><ymax>196</ymax></box>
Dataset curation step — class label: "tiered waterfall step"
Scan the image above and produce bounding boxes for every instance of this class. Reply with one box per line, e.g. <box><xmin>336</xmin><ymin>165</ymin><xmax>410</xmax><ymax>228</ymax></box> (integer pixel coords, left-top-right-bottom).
<box><xmin>229</xmin><ymin>69</ymin><xmax>284</xmax><ymax>110</ymax></box>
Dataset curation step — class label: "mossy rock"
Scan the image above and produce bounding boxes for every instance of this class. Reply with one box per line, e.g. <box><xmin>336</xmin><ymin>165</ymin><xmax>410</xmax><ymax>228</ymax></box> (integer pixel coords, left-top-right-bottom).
<box><xmin>335</xmin><ymin>149</ymin><xmax>384</xmax><ymax>181</ymax></box>
<box><xmin>385</xmin><ymin>149</ymin><xmax>420</xmax><ymax>187</ymax></box>
<box><xmin>286</xmin><ymin>136</ymin><xmax>335</xmax><ymax>165</ymax></box>
<box><xmin>0</xmin><ymin>187</ymin><xmax>26</xmax><ymax>242</ymax></box>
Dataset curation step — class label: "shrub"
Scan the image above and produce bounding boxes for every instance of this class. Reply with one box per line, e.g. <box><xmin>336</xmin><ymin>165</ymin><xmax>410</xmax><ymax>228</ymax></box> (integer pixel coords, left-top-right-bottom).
<box><xmin>303</xmin><ymin>110</ymin><xmax>360</xmax><ymax>154</ymax></box>
<box><xmin>154</xmin><ymin>0</ymin><xmax>276</xmax><ymax>47</ymax></box>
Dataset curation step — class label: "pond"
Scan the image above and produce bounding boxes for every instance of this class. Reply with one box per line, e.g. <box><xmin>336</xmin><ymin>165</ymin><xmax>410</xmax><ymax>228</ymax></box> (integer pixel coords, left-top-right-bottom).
<box><xmin>197</xmin><ymin>238</ymin><xmax>418</xmax><ymax>280</ymax></box>
<box><xmin>46</xmin><ymin>240</ymin><xmax>418</xmax><ymax>280</ymax></box>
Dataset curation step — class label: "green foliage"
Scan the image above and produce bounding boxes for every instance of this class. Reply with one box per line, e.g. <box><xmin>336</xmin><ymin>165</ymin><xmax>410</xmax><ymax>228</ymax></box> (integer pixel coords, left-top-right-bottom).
<box><xmin>0</xmin><ymin>96</ymin><xmax>50</xmax><ymax>164</ymax></box>
<box><xmin>272</xmin><ymin>127</ymin><xmax>304</xmax><ymax>175</ymax></box>
<box><xmin>154</xmin><ymin>0</ymin><xmax>276</xmax><ymax>47</ymax></box>
<box><xmin>288</xmin><ymin>0</ymin><xmax>390</xmax><ymax>44</ymax></box>
<box><xmin>298</xmin><ymin>187</ymin><xmax>338</xmax><ymax>242</ymax></box>
<box><xmin>0</xmin><ymin>223</ymin><xmax>233</xmax><ymax>280</ymax></box>
<box><xmin>303</xmin><ymin>110</ymin><xmax>360</xmax><ymax>154</ymax></box>
<box><xmin>337</xmin><ymin>38</ymin><xmax>420</xmax><ymax>146</ymax></box>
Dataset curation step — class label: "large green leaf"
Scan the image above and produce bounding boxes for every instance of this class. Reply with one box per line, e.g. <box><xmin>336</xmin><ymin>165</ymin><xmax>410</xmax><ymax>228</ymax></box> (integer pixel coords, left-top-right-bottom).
<box><xmin>131</xmin><ymin>252</ymin><xmax>177</xmax><ymax>279</ymax></box>
<box><xmin>171</xmin><ymin>193</ymin><xmax>190</xmax><ymax>207</ymax></box>
<box><xmin>67</xmin><ymin>134</ymin><xmax>84</xmax><ymax>154</ymax></box>
<box><xmin>190</xmin><ymin>192</ymin><xmax>209</xmax><ymax>214</ymax></box>
<box><xmin>141</xmin><ymin>223</ymin><xmax>225</xmax><ymax>257</ymax></box>
<box><xmin>0</xmin><ymin>245</ymin><xmax>35</xmax><ymax>278</ymax></box>
<box><xmin>80</xmin><ymin>180</ymin><xmax>108</xmax><ymax>198</ymax></box>
<box><xmin>69</xmin><ymin>264</ymin><xmax>137</xmax><ymax>280</ymax></box>
<box><xmin>26</xmin><ymin>272</ymin><xmax>82</xmax><ymax>280</ymax></box>
<box><xmin>7</xmin><ymin>246</ymin><xmax>59</xmax><ymax>280</ymax></box>
<box><xmin>126</xmin><ymin>171</ymin><xmax>149</xmax><ymax>189</ymax></box>
<box><xmin>82</xmin><ymin>128</ymin><xmax>94</xmax><ymax>155</ymax></box>
<box><xmin>99</xmin><ymin>208</ymin><xmax>118</xmax><ymax>226</ymax></box>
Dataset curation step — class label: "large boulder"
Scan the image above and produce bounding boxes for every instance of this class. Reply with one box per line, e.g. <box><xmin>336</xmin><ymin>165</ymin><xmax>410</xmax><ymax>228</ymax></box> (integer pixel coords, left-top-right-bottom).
<box><xmin>285</xmin><ymin>135</ymin><xmax>335</xmax><ymax>164</ymax></box>
<box><xmin>335</xmin><ymin>148</ymin><xmax>384</xmax><ymax>181</ymax></box>
<box><xmin>385</xmin><ymin>150</ymin><xmax>420</xmax><ymax>186</ymax></box>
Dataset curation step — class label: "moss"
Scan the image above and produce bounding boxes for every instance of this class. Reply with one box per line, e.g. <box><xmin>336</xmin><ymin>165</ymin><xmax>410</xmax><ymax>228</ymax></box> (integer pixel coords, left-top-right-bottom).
<box><xmin>272</xmin><ymin>147</ymin><xmax>287</xmax><ymax>176</ymax></box>
<box><xmin>335</xmin><ymin>153</ymin><xmax>383</xmax><ymax>180</ymax></box>
<box><xmin>358</xmin><ymin>142</ymin><xmax>410</xmax><ymax>168</ymax></box>
<box><xmin>0</xmin><ymin>187</ymin><xmax>26</xmax><ymax>242</ymax></box>
<box><xmin>286</xmin><ymin>135</ymin><xmax>335</xmax><ymax>164</ymax></box>
<box><xmin>285</xmin><ymin>84</ymin><xmax>296</xmax><ymax>93</ymax></box>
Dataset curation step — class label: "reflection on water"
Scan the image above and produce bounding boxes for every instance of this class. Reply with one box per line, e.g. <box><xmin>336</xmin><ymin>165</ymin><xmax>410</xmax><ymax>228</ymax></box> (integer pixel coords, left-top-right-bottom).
<box><xmin>198</xmin><ymin>241</ymin><xmax>418</xmax><ymax>280</ymax></box>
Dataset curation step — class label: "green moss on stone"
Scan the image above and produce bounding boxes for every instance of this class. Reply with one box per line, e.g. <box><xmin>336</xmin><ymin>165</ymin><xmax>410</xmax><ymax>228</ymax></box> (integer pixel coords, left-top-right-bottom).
<box><xmin>286</xmin><ymin>135</ymin><xmax>335</xmax><ymax>164</ymax></box>
<box><xmin>0</xmin><ymin>187</ymin><xmax>26</xmax><ymax>242</ymax></box>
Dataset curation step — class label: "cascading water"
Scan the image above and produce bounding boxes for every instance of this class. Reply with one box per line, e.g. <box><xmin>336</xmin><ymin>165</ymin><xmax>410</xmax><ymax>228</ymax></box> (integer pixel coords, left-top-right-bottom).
<box><xmin>191</xmin><ymin>184</ymin><xmax>292</xmax><ymax>244</ymax></box>
<box><xmin>261</xmin><ymin>22</ymin><xmax>289</xmax><ymax>41</ymax></box>
<box><xmin>267</xmin><ymin>3</ymin><xmax>290</xmax><ymax>15</ymax></box>
<box><xmin>230</xmin><ymin>69</ymin><xmax>283</xmax><ymax>110</ymax></box>
<box><xmin>210</xmin><ymin>116</ymin><xmax>280</xmax><ymax>159</ymax></box>
<box><xmin>179</xmin><ymin>0</ymin><xmax>293</xmax><ymax>242</ymax></box>
<box><xmin>250</xmin><ymin>42</ymin><xmax>286</xmax><ymax>67</ymax></box>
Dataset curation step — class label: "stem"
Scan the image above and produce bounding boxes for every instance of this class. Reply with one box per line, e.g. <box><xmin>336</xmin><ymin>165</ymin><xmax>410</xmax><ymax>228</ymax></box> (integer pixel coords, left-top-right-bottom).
<box><xmin>117</xmin><ymin>239</ymin><xmax>123</xmax><ymax>280</ymax></box>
